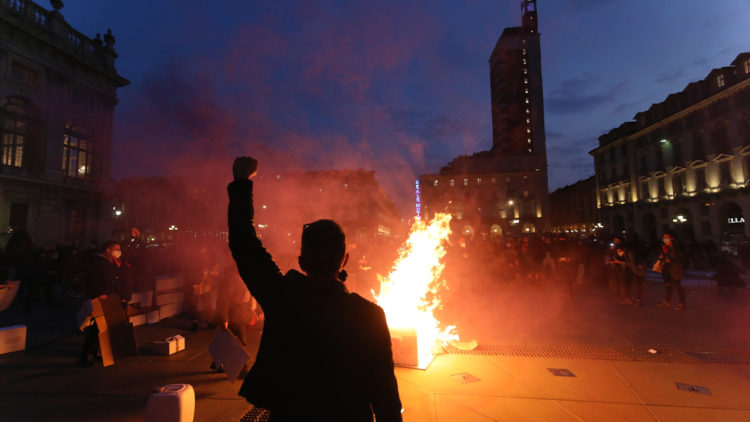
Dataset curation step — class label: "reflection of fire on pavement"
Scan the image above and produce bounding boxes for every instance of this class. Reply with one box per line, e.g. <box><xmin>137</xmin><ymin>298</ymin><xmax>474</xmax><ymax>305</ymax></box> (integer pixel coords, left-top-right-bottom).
<box><xmin>374</xmin><ymin>213</ymin><xmax>475</xmax><ymax>369</ymax></box>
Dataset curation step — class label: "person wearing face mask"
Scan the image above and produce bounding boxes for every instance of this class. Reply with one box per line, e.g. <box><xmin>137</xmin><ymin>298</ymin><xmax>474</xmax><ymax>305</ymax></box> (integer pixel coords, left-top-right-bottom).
<box><xmin>656</xmin><ymin>232</ymin><xmax>685</xmax><ymax>310</ymax></box>
<box><xmin>78</xmin><ymin>241</ymin><xmax>133</xmax><ymax>366</ymax></box>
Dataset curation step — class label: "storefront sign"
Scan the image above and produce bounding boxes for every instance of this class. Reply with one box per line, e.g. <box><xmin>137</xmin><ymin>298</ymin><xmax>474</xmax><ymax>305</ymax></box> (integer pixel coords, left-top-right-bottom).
<box><xmin>727</xmin><ymin>217</ymin><xmax>745</xmax><ymax>224</ymax></box>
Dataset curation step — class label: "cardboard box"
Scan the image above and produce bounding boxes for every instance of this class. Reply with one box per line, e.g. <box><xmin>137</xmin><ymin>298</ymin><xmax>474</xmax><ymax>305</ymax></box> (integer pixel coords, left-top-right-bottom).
<box><xmin>91</xmin><ymin>295</ymin><xmax>126</xmax><ymax>332</ymax></box>
<box><xmin>129</xmin><ymin>313</ymin><xmax>147</xmax><ymax>327</ymax></box>
<box><xmin>153</xmin><ymin>335</ymin><xmax>186</xmax><ymax>355</ymax></box>
<box><xmin>156</xmin><ymin>291</ymin><xmax>185</xmax><ymax>306</ymax></box>
<box><xmin>159</xmin><ymin>301</ymin><xmax>184</xmax><ymax>320</ymax></box>
<box><xmin>390</xmin><ymin>327</ymin><xmax>419</xmax><ymax>368</ymax></box>
<box><xmin>128</xmin><ymin>290</ymin><xmax>154</xmax><ymax>308</ymax></box>
<box><xmin>0</xmin><ymin>325</ymin><xmax>26</xmax><ymax>355</ymax></box>
<box><xmin>146</xmin><ymin>309</ymin><xmax>161</xmax><ymax>325</ymax></box>
<box><xmin>98</xmin><ymin>321</ymin><xmax>138</xmax><ymax>367</ymax></box>
<box><xmin>209</xmin><ymin>329</ymin><xmax>250</xmax><ymax>382</ymax></box>
<box><xmin>155</xmin><ymin>276</ymin><xmax>183</xmax><ymax>292</ymax></box>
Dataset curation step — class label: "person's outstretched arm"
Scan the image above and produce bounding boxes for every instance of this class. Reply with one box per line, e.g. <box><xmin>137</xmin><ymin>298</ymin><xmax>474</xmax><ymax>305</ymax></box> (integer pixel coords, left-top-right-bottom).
<box><xmin>227</xmin><ymin>157</ymin><xmax>282</xmax><ymax>306</ymax></box>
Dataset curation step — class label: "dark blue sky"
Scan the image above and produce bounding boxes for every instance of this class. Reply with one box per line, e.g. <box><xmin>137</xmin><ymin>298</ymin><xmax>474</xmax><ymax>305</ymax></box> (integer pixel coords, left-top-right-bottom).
<box><xmin>59</xmin><ymin>0</ymin><xmax>749</xmax><ymax>212</ymax></box>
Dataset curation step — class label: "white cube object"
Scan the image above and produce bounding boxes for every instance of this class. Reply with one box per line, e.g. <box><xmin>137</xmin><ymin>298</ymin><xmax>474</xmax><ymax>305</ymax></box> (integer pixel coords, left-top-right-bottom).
<box><xmin>173</xmin><ymin>335</ymin><xmax>186</xmax><ymax>352</ymax></box>
<box><xmin>0</xmin><ymin>325</ymin><xmax>26</xmax><ymax>355</ymax></box>
<box><xmin>145</xmin><ymin>384</ymin><xmax>195</xmax><ymax>422</ymax></box>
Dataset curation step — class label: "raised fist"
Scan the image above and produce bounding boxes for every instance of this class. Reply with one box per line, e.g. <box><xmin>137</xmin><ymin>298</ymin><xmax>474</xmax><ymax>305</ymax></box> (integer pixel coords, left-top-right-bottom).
<box><xmin>233</xmin><ymin>156</ymin><xmax>258</xmax><ymax>180</ymax></box>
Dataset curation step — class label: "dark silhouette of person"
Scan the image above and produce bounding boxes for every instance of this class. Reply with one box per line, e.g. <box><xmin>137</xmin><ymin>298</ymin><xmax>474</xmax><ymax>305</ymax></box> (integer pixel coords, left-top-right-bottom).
<box><xmin>227</xmin><ymin>157</ymin><xmax>402</xmax><ymax>421</ymax></box>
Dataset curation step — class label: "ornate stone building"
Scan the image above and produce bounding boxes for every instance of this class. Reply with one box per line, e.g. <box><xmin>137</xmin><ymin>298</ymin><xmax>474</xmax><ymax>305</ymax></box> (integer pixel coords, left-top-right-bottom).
<box><xmin>590</xmin><ymin>53</ymin><xmax>750</xmax><ymax>243</ymax></box>
<box><xmin>420</xmin><ymin>0</ymin><xmax>549</xmax><ymax>238</ymax></box>
<box><xmin>549</xmin><ymin>176</ymin><xmax>598</xmax><ymax>235</ymax></box>
<box><xmin>0</xmin><ymin>0</ymin><xmax>128</xmax><ymax>247</ymax></box>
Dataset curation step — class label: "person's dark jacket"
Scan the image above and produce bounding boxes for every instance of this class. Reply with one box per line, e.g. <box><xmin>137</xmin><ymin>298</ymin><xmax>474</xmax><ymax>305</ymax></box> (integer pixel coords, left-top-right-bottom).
<box><xmin>659</xmin><ymin>243</ymin><xmax>684</xmax><ymax>281</ymax></box>
<box><xmin>85</xmin><ymin>253</ymin><xmax>131</xmax><ymax>301</ymax></box>
<box><xmin>228</xmin><ymin>179</ymin><xmax>402</xmax><ymax>422</ymax></box>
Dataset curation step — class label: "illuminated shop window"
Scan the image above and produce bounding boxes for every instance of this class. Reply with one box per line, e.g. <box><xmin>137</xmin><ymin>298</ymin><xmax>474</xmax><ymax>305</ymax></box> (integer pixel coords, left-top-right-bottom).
<box><xmin>62</xmin><ymin>123</ymin><xmax>92</xmax><ymax>179</ymax></box>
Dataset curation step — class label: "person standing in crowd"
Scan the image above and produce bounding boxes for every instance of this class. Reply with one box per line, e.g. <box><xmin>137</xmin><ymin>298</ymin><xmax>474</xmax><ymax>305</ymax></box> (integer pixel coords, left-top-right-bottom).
<box><xmin>607</xmin><ymin>245</ymin><xmax>632</xmax><ymax>303</ymax></box>
<box><xmin>78</xmin><ymin>241</ymin><xmax>132</xmax><ymax>366</ymax></box>
<box><xmin>228</xmin><ymin>156</ymin><xmax>402</xmax><ymax>421</ymax></box>
<box><xmin>656</xmin><ymin>232</ymin><xmax>686</xmax><ymax>310</ymax></box>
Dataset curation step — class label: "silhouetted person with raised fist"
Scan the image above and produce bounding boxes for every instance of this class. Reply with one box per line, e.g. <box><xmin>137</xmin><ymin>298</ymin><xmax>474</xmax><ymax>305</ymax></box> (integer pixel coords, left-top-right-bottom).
<box><xmin>227</xmin><ymin>156</ymin><xmax>402</xmax><ymax>421</ymax></box>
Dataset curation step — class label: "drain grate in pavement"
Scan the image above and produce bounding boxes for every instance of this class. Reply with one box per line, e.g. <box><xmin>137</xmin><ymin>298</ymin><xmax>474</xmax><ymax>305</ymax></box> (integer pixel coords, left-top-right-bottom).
<box><xmin>676</xmin><ymin>382</ymin><xmax>711</xmax><ymax>395</ymax></box>
<box><xmin>240</xmin><ymin>408</ymin><xmax>271</xmax><ymax>422</ymax></box>
<box><xmin>444</xmin><ymin>344</ymin><xmax>628</xmax><ymax>360</ymax></box>
<box><xmin>684</xmin><ymin>351</ymin><xmax>750</xmax><ymax>364</ymax></box>
<box><xmin>444</xmin><ymin>344</ymin><xmax>750</xmax><ymax>364</ymax></box>
<box><xmin>547</xmin><ymin>368</ymin><xmax>576</xmax><ymax>377</ymax></box>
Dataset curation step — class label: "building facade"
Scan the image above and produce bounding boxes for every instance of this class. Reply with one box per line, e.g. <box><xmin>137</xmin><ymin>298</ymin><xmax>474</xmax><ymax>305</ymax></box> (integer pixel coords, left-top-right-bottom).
<box><xmin>590</xmin><ymin>53</ymin><xmax>750</xmax><ymax>243</ymax></box>
<box><xmin>0</xmin><ymin>0</ymin><xmax>127</xmax><ymax>247</ymax></box>
<box><xmin>549</xmin><ymin>176</ymin><xmax>598</xmax><ymax>234</ymax></box>
<box><xmin>420</xmin><ymin>0</ymin><xmax>549</xmax><ymax>238</ymax></box>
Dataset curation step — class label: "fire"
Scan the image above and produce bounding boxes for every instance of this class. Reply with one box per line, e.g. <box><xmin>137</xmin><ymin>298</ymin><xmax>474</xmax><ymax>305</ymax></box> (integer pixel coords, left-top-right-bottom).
<box><xmin>374</xmin><ymin>212</ymin><xmax>458</xmax><ymax>369</ymax></box>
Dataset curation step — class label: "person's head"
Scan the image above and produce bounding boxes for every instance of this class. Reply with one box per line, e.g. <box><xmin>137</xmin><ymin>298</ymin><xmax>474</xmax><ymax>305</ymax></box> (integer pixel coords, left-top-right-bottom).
<box><xmin>298</xmin><ymin>219</ymin><xmax>348</xmax><ymax>279</ymax></box>
<box><xmin>662</xmin><ymin>232</ymin><xmax>675</xmax><ymax>245</ymax></box>
<box><xmin>102</xmin><ymin>241</ymin><xmax>122</xmax><ymax>259</ymax></box>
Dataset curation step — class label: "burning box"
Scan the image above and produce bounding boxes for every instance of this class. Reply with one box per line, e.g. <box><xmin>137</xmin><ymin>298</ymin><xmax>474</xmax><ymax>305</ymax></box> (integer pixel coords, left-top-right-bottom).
<box><xmin>390</xmin><ymin>327</ymin><xmax>420</xmax><ymax>369</ymax></box>
<box><xmin>0</xmin><ymin>324</ymin><xmax>26</xmax><ymax>355</ymax></box>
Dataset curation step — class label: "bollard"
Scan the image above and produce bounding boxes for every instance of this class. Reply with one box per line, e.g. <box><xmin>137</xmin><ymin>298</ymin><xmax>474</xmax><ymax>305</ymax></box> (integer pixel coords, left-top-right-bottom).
<box><xmin>144</xmin><ymin>384</ymin><xmax>195</xmax><ymax>422</ymax></box>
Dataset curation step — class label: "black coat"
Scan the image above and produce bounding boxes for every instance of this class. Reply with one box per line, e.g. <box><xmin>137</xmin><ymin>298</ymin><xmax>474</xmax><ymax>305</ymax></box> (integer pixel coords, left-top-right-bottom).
<box><xmin>85</xmin><ymin>253</ymin><xmax>131</xmax><ymax>301</ymax></box>
<box><xmin>228</xmin><ymin>180</ymin><xmax>402</xmax><ymax>422</ymax></box>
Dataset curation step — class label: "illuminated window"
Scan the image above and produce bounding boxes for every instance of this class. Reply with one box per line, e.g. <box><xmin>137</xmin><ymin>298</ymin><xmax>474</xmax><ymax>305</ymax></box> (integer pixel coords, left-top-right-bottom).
<box><xmin>463</xmin><ymin>178</ymin><xmax>468</xmax><ymax>186</ymax></box>
<box><xmin>523</xmin><ymin>68</ymin><xmax>528</xmax><ymax>74</ymax></box>
<box><xmin>477</xmin><ymin>178</ymin><xmax>482</xmax><ymax>186</ymax></box>
<box><xmin>526</xmin><ymin>118</ymin><xmax>531</xmax><ymax>123</ymax></box>
<box><xmin>526</xmin><ymin>128</ymin><xmax>531</xmax><ymax>134</ymax></box>
<box><xmin>525</xmin><ymin>98</ymin><xmax>529</xmax><ymax>104</ymax></box>
<box><xmin>524</xmin><ymin>78</ymin><xmax>528</xmax><ymax>84</ymax></box>
<box><xmin>491</xmin><ymin>177</ymin><xmax>496</xmax><ymax>184</ymax></box>
<box><xmin>527</xmin><ymin>138</ymin><xmax>532</xmax><ymax>144</ymax></box>
<box><xmin>62</xmin><ymin>123</ymin><xmax>92</xmax><ymax>179</ymax></box>
<box><xmin>716</xmin><ymin>74</ymin><xmax>725</xmax><ymax>88</ymax></box>
<box><xmin>744</xmin><ymin>59</ymin><xmax>750</xmax><ymax>74</ymax></box>
<box><xmin>522</xmin><ymin>48</ymin><xmax>527</xmax><ymax>55</ymax></box>
<box><xmin>524</xmin><ymin>88</ymin><xmax>529</xmax><ymax>94</ymax></box>
<box><xmin>525</xmin><ymin>108</ymin><xmax>530</xmax><ymax>114</ymax></box>
<box><xmin>523</xmin><ymin>59</ymin><xmax>527</xmax><ymax>65</ymax></box>
<box><xmin>449</xmin><ymin>179</ymin><xmax>455</xmax><ymax>187</ymax></box>
<box><xmin>433</xmin><ymin>179</ymin><xmax>438</xmax><ymax>187</ymax></box>
<box><xmin>1</xmin><ymin>98</ymin><xmax>29</xmax><ymax>168</ymax></box>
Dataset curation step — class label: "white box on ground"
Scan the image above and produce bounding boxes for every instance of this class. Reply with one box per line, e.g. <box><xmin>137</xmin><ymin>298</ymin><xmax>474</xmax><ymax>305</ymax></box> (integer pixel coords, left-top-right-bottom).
<box><xmin>145</xmin><ymin>383</ymin><xmax>195</xmax><ymax>422</ymax></box>
<box><xmin>146</xmin><ymin>309</ymin><xmax>160</xmax><ymax>325</ymax></box>
<box><xmin>0</xmin><ymin>325</ymin><xmax>27</xmax><ymax>355</ymax></box>
<box><xmin>173</xmin><ymin>335</ymin><xmax>186</xmax><ymax>352</ymax></box>
<box><xmin>155</xmin><ymin>276</ymin><xmax>183</xmax><ymax>292</ymax></box>
<box><xmin>129</xmin><ymin>313</ymin><xmax>147</xmax><ymax>327</ymax></box>
<box><xmin>153</xmin><ymin>336</ymin><xmax>185</xmax><ymax>355</ymax></box>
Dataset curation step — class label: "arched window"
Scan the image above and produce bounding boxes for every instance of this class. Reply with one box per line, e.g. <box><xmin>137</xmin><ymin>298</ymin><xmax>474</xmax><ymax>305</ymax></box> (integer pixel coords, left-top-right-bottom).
<box><xmin>1</xmin><ymin>98</ymin><xmax>30</xmax><ymax>168</ymax></box>
<box><xmin>62</xmin><ymin>122</ymin><xmax>92</xmax><ymax>179</ymax></box>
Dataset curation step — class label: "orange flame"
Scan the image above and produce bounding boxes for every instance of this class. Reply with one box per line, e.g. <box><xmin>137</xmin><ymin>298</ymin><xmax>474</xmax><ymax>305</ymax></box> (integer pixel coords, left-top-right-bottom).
<box><xmin>374</xmin><ymin>213</ymin><xmax>458</xmax><ymax>369</ymax></box>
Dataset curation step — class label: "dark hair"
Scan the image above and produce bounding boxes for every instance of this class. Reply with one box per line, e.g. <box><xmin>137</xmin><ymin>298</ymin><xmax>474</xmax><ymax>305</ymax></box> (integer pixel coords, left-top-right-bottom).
<box><xmin>101</xmin><ymin>241</ymin><xmax>120</xmax><ymax>252</ymax></box>
<box><xmin>299</xmin><ymin>220</ymin><xmax>346</xmax><ymax>277</ymax></box>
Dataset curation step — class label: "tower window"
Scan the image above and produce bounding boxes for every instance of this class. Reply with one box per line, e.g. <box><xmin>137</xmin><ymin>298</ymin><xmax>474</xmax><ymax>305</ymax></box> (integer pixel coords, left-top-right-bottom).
<box><xmin>716</xmin><ymin>74</ymin><xmax>725</xmax><ymax>88</ymax></box>
<box><xmin>744</xmin><ymin>59</ymin><xmax>750</xmax><ymax>74</ymax></box>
